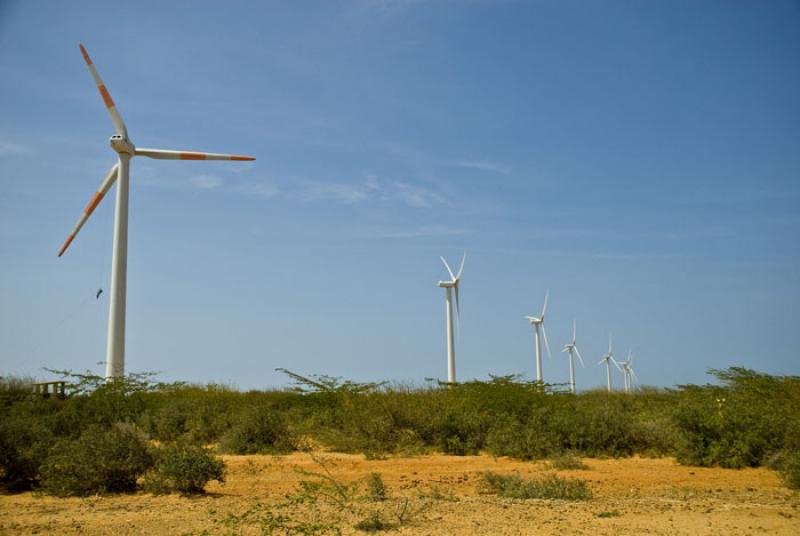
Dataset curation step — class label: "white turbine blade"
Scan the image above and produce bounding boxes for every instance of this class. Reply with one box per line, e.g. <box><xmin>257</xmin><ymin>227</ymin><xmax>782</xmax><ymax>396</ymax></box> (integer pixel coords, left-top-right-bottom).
<box><xmin>572</xmin><ymin>319</ymin><xmax>577</xmax><ymax>343</ymax></box>
<box><xmin>574</xmin><ymin>345</ymin><xmax>585</xmax><ymax>368</ymax></box>
<box><xmin>608</xmin><ymin>333</ymin><xmax>613</xmax><ymax>353</ymax></box>
<box><xmin>135</xmin><ymin>148</ymin><xmax>255</xmax><ymax>161</ymax></box>
<box><xmin>542</xmin><ymin>324</ymin><xmax>552</xmax><ymax>360</ymax></box>
<box><xmin>58</xmin><ymin>164</ymin><xmax>119</xmax><ymax>257</ymax></box>
<box><xmin>626</xmin><ymin>349</ymin><xmax>633</xmax><ymax>365</ymax></box>
<box><xmin>456</xmin><ymin>251</ymin><xmax>466</xmax><ymax>279</ymax></box>
<box><xmin>541</xmin><ymin>289</ymin><xmax>549</xmax><ymax>317</ymax></box>
<box><xmin>439</xmin><ymin>256</ymin><xmax>456</xmax><ymax>281</ymax></box>
<box><xmin>630</xmin><ymin>368</ymin><xmax>639</xmax><ymax>384</ymax></box>
<box><xmin>611</xmin><ymin>356</ymin><xmax>623</xmax><ymax>372</ymax></box>
<box><xmin>79</xmin><ymin>44</ymin><xmax>127</xmax><ymax>137</ymax></box>
<box><xmin>598</xmin><ymin>357</ymin><xmax>606</xmax><ymax>366</ymax></box>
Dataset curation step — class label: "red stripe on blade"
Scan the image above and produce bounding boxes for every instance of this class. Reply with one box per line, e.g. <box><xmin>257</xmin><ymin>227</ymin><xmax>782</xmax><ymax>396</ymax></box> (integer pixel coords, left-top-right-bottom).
<box><xmin>58</xmin><ymin>234</ymin><xmax>75</xmax><ymax>257</ymax></box>
<box><xmin>231</xmin><ymin>156</ymin><xmax>256</xmax><ymax>161</ymax></box>
<box><xmin>79</xmin><ymin>44</ymin><xmax>92</xmax><ymax>65</ymax></box>
<box><xmin>84</xmin><ymin>192</ymin><xmax>104</xmax><ymax>215</ymax></box>
<box><xmin>98</xmin><ymin>85</ymin><xmax>114</xmax><ymax>108</ymax></box>
<box><xmin>180</xmin><ymin>152</ymin><xmax>207</xmax><ymax>160</ymax></box>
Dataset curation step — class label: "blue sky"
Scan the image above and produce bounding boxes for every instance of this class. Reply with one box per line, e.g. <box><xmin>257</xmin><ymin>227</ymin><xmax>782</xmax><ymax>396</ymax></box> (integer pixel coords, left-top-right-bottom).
<box><xmin>1</xmin><ymin>0</ymin><xmax>798</xmax><ymax>390</ymax></box>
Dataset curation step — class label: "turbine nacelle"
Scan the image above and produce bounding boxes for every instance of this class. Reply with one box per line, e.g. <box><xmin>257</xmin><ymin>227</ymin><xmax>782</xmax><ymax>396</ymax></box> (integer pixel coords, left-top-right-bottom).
<box><xmin>437</xmin><ymin>280</ymin><xmax>456</xmax><ymax>288</ymax></box>
<box><xmin>110</xmin><ymin>134</ymin><xmax>135</xmax><ymax>155</ymax></box>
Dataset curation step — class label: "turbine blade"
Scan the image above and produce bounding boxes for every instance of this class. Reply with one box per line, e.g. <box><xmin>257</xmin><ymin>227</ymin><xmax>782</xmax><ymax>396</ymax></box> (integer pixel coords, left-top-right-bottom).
<box><xmin>58</xmin><ymin>164</ymin><xmax>119</xmax><ymax>257</ymax></box>
<box><xmin>440</xmin><ymin>256</ymin><xmax>456</xmax><ymax>281</ymax></box>
<box><xmin>611</xmin><ymin>356</ymin><xmax>623</xmax><ymax>372</ymax></box>
<box><xmin>597</xmin><ymin>357</ymin><xmax>606</xmax><ymax>366</ymax></box>
<box><xmin>456</xmin><ymin>251</ymin><xmax>466</xmax><ymax>279</ymax></box>
<box><xmin>542</xmin><ymin>324</ymin><xmax>552</xmax><ymax>360</ymax></box>
<box><xmin>608</xmin><ymin>333</ymin><xmax>613</xmax><ymax>353</ymax></box>
<box><xmin>574</xmin><ymin>346</ymin><xmax>585</xmax><ymax>368</ymax></box>
<box><xmin>135</xmin><ymin>148</ymin><xmax>255</xmax><ymax>161</ymax></box>
<box><xmin>572</xmin><ymin>319</ymin><xmax>576</xmax><ymax>343</ymax></box>
<box><xmin>541</xmin><ymin>289</ymin><xmax>549</xmax><ymax>317</ymax></box>
<box><xmin>79</xmin><ymin>44</ymin><xmax>127</xmax><ymax>137</ymax></box>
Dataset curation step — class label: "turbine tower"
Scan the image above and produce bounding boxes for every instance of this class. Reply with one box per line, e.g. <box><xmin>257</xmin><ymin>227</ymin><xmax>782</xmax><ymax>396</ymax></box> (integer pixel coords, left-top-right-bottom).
<box><xmin>597</xmin><ymin>334</ymin><xmax>622</xmax><ymax>392</ymax></box>
<box><xmin>58</xmin><ymin>44</ymin><xmax>255</xmax><ymax>380</ymax></box>
<box><xmin>621</xmin><ymin>350</ymin><xmax>639</xmax><ymax>393</ymax></box>
<box><xmin>437</xmin><ymin>252</ymin><xmax>466</xmax><ymax>383</ymax></box>
<box><xmin>525</xmin><ymin>290</ymin><xmax>551</xmax><ymax>383</ymax></box>
<box><xmin>561</xmin><ymin>320</ymin><xmax>585</xmax><ymax>394</ymax></box>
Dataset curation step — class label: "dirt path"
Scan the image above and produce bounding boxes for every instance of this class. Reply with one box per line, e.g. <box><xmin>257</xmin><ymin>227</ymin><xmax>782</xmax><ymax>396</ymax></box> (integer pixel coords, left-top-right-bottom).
<box><xmin>1</xmin><ymin>453</ymin><xmax>798</xmax><ymax>535</ymax></box>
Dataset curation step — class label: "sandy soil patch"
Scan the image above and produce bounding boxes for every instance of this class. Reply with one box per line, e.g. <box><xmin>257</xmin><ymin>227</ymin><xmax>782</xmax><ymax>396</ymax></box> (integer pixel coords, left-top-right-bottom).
<box><xmin>1</xmin><ymin>453</ymin><xmax>798</xmax><ymax>535</ymax></box>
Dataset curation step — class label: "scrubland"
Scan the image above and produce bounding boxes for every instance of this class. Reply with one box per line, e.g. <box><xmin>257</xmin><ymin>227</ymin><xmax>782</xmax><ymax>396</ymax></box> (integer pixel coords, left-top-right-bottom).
<box><xmin>1</xmin><ymin>368</ymin><xmax>798</xmax><ymax>534</ymax></box>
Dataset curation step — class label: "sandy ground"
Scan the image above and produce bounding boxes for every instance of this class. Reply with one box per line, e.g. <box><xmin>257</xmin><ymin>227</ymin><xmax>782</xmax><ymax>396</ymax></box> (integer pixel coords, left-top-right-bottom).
<box><xmin>1</xmin><ymin>453</ymin><xmax>798</xmax><ymax>535</ymax></box>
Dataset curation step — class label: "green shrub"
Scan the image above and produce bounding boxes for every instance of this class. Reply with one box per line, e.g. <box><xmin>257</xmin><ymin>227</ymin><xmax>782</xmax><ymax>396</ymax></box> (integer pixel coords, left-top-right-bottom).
<box><xmin>39</xmin><ymin>423</ymin><xmax>152</xmax><ymax>496</ymax></box>
<box><xmin>0</xmin><ymin>416</ymin><xmax>53</xmax><ymax>490</ymax></box>
<box><xmin>219</xmin><ymin>404</ymin><xmax>296</xmax><ymax>454</ymax></box>
<box><xmin>145</xmin><ymin>440</ymin><xmax>225</xmax><ymax>494</ymax></box>
<box><xmin>365</xmin><ymin>472</ymin><xmax>387</xmax><ymax>501</ymax></box>
<box><xmin>673</xmin><ymin>369</ymin><xmax>798</xmax><ymax>468</ymax></box>
<box><xmin>478</xmin><ymin>472</ymin><xmax>591</xmax><ymax>501</ymax></box>
<box><xmin>354</xmin><ymin>511</ymin><xmax>392</xmax><ymax>532</ymax></box>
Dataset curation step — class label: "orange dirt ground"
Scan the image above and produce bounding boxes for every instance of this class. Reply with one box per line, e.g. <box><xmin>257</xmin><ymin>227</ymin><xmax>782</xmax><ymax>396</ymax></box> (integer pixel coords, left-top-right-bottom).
<box><xmin>1</xmin><ymin>453</ymin><xmax>798</xmax><ymax>535</ymax></box>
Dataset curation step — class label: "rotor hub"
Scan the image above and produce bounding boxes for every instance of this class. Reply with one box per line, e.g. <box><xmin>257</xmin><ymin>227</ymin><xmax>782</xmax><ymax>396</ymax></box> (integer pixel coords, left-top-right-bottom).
<box><xmin>110</xmin><ymin>134</ymin><xmax>135</xmax><ymax>155</ymax></box>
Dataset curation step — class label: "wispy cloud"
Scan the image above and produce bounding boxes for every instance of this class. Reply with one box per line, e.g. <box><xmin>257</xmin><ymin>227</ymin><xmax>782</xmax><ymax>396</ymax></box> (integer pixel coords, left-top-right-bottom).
<box><xmin>450</xmin><ymin>160</ymin><xmax>511</xmax><ymax>175</ymax></box>
<box><xmin>349</xmin><ymin>0</ymin><xmax>430</xmax><ymax>17</ymax></box>
<box><xmin>188</xmin><ymin>174</ymin><xmax>224</xmax><ymax>190</ymax></box>
<box><xmin>300</xmin><ymin>181</ymin><xmax>370</xmax><ymax>204</ymax></box>
<box><xmin>297</xmin><ymin>174</ymin><xmax>447</xmax><ymax>208</ymax></box>
<box><xmin>0</xmin><ymin>140</ymin><xmax>33</xmax><ymax>157</ymax></box>
<box><xmin>366</xmin><ymin>225</ymin><xmax>475</xmax><ymax>239</ymax></box>
<box><xmin>233</xmin><ymin>182</ymin><xmax>279</xmax><ymax>198</ymax></box>
<box><xmin>393</xmin><ymin>181</ymin><xmax>447</xmax><ymax>207</ymax></box>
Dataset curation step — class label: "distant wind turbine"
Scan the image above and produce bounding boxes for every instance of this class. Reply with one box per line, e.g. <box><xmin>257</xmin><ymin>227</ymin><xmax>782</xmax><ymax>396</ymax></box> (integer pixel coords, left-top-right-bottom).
<box><xmin>561</xmin><ymin>320</ymin><xmax>585</xmax><ymax>394</ymax></box>
<box><xmin>58</xmin><ymin>44</ymin><xmax>255</xmax><ymax>379</ymax></box>
<box><xmin>597</xmin><ymin>334</ymin><xmax>622</xmax><ymax>392</ymax></box>
<box><xmin>437</xmin><ymin>252</ymin><xmax>466</xmax><ymax>383</ymax></box>
<box><xmin>525</xmin><ymin>290</ymin><xmax>551</xmax><ymax>383</ymax></box>
<box><xmin>621</xmin><ymin>350</ymin><xmax>639</xmax><ymax>393</ymax></box>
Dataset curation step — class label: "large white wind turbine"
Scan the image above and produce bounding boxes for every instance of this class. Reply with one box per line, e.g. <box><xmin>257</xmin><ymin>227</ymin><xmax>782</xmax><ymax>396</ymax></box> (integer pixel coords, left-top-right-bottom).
<box><xmin>525</xmin><ymin>290</ymin><xmax>551</xmax><ymax>383</ymax></box>
<box><xmin>597</xmin><ymin>334</ymin><xmax>622</xmax><ymax>392</ymax></box>
<box><xmin>561</xmin><ymin>320</ymin><xmax>585</xmax><ymax>394</ymax></box>
<box><xmin>58</xmin><ymin>44</ymin><xmax>255</xmax><ymax>380</ymax></box>
<box><xmin>437</xmin><ymin>253</ymin><xmax>466</xmax><ymax>383</ymax></box>
<box><xmin>621</xmin><ymin>350</ymin><xmax>639</xmax><ymax>394</ymax></box>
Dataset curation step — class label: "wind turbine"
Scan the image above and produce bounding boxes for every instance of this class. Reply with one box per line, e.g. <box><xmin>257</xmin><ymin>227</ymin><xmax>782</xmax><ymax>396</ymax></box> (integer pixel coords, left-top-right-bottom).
<box><xmin>561</xmin><ymin>320</ymin><xmax>585</xmax><ymax>394</ymax></box>
<box><xmin>437</xmin><ymin>252</ymin><xmax>466</xmax><ymax>383</ymax></box>
<box><xmin>525</xmin><ymin>290</ymin><xmax>551</xmax><ymax>383</ymax></box>
<box><xmin>621</xmin><ymin>350</ymin><xmax>639</xmax><ymax>393</ymax></box>
<box><xmin>597</xmin><ymin>334</ymin><xmax>622</xmax><ymax>392</ymax></box>
<box><xmin>58</xmin><ymin>44</ymin><xmax>255</xmax><ymax>380</ymax></box>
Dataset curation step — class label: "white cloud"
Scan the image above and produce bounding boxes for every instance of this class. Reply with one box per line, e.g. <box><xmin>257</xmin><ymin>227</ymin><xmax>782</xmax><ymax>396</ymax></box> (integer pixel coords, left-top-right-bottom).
<box><xmin>367</xmin><ymin>225</ymin><xmax>475</xmax><ymax>239</ymax></box>
<box><xmin>450</xmin><ymin>160</ymin><xmax>511</xmax><ymax>175</ymax></box>
<box><xmin>234</xmin><ymin>182</ymin><xmax>279</xmax><ymax>198</ymax></box>
<box><xmin>300</xmin><ymin>182</ymin><xmax>370</xmax><ymax>204</ymax></box>
<box><xmin>393</xmin><ymin>181</ymin><xmax>447</xmax><ymax>207</ymax></box>
<box><xmin>350</xmin><ymin>0</ymin><xmax>430</xmax><ymax>17</ymax></box>
<box><xmin>188</xmin><ymin>174</ymin><xmax>224</xmax><ymax>190</ymax></box>
<box><xmin>0</xmin><ymin>140</ymin><xmax>33</xmax><ymax>157</ymax></box>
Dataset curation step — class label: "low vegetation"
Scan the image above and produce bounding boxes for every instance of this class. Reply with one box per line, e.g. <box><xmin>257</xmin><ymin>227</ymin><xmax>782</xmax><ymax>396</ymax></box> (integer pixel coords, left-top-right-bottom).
<box><xmin>144</xmin><ymin>440</ymin><xmax>225</xmax><ymax>494</ymax></box>
<box><xmin>478</xmin><ymin>472</ymin><xmax>592</xmax><ymax>501</ymax></box>
<box><xmin>0</xmin><ymin>367</ymin><xmax>798</xmax><ymax>496</ymax></box>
